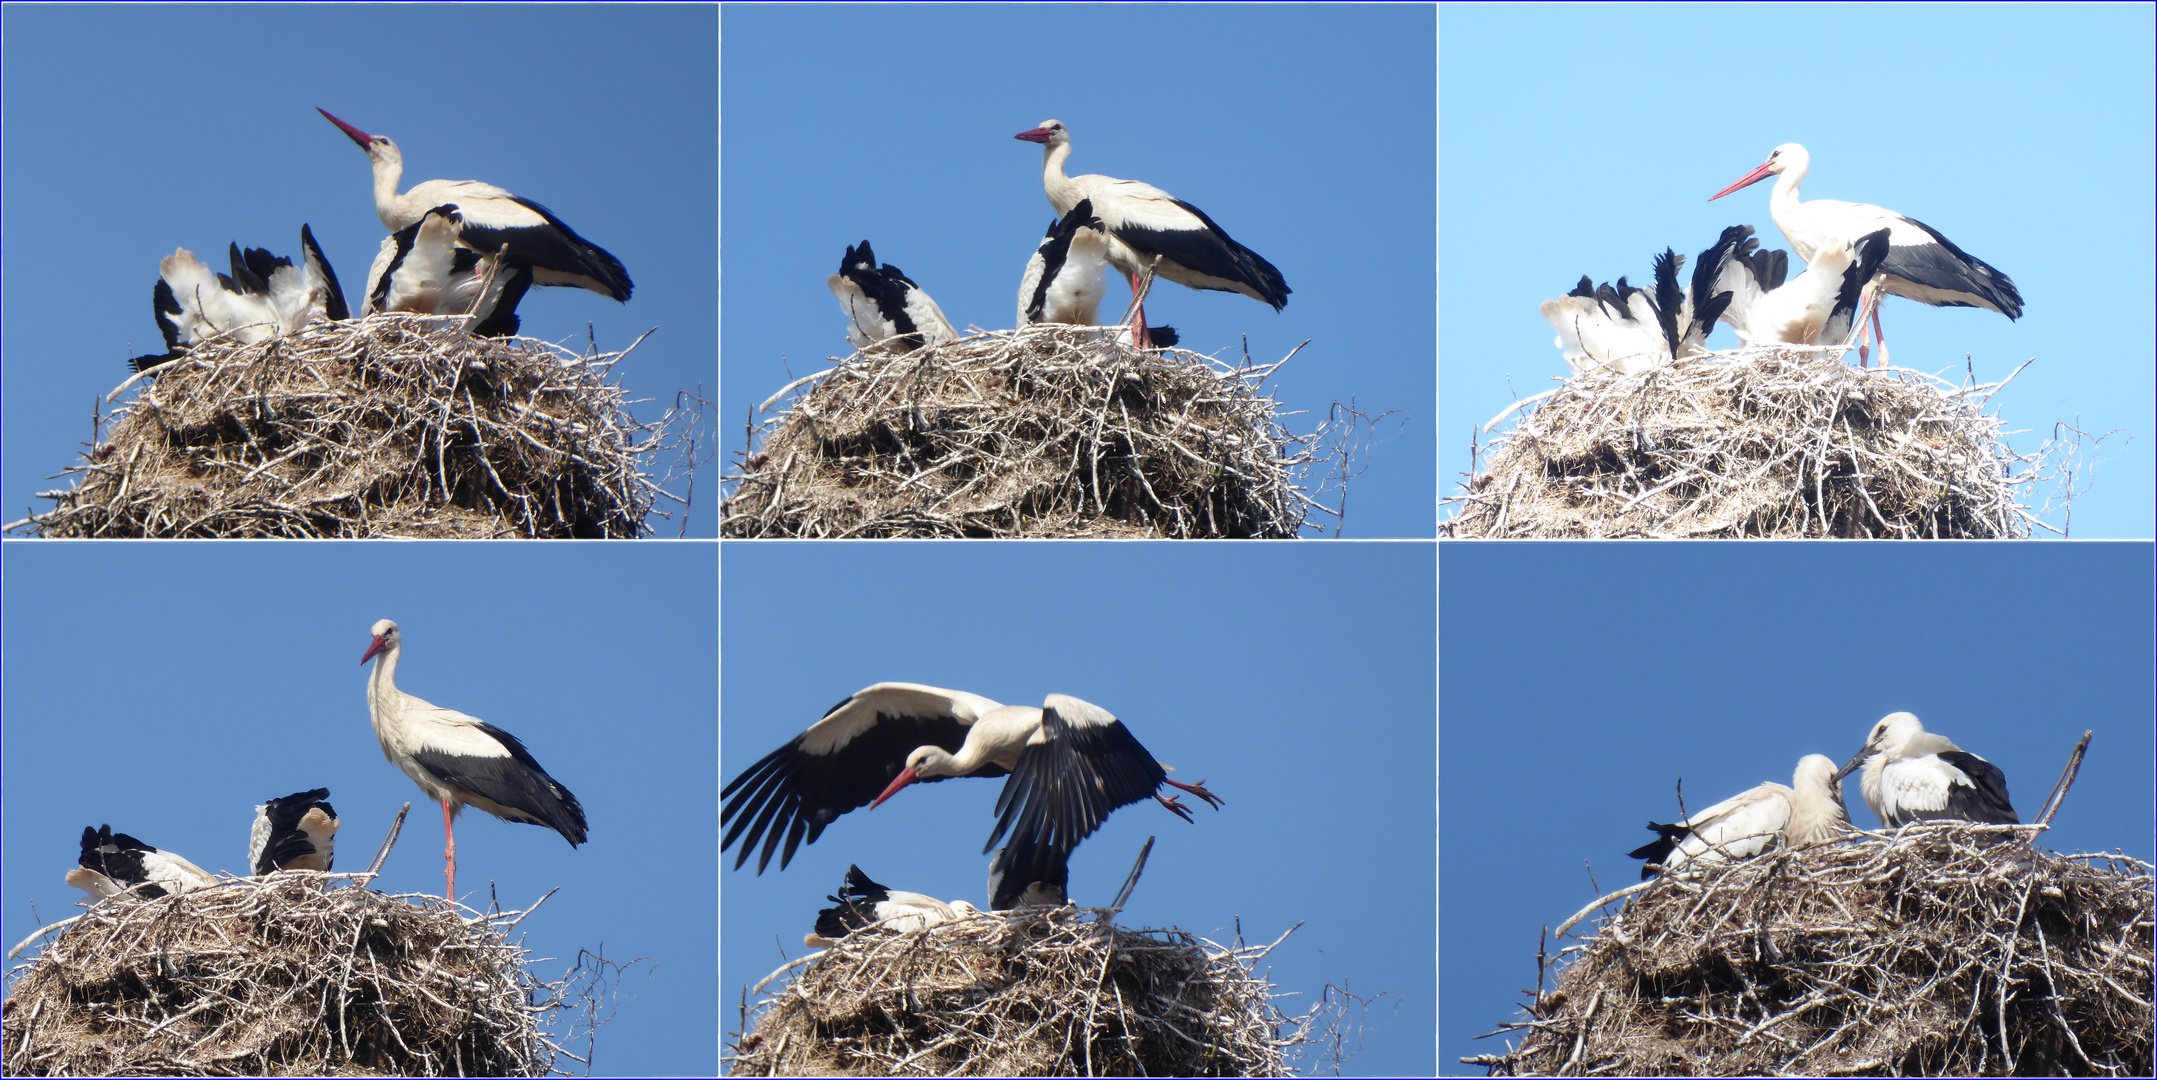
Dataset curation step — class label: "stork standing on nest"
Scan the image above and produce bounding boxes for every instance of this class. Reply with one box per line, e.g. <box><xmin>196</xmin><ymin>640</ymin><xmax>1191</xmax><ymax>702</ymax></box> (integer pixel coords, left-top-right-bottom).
<box><xmin>1833</xmin><ymin>712</ymin><xmax>2017</xmax><ymax>827</ymax></box>
<box><xmin>1018</xmin><ymin>199</ymin><xmax>1179</xmax><ymax>348</ymax></box>
<box><xmin>362</xmin><ymin>205</ymin><xmax>534</xmax><ymax>338</ymax></box>
<box><xmin>1699</xmin><ymin>223</ymin><xmax>1893</xmax><ymax>350</ymax></box>
<box><xmin>361</xmin><ymin>619</ymin><xmax>589</xmax><ymax>901</ymax></box>
<box><xmin>1015</xmin><ymin>120</ymin><xmax>1288</xmax><ymax>349</ymax></box>
<box><xmin>1629</xmin><ymin>754</ymin><xmax>1848</xmax><ymax>878</ymax></box>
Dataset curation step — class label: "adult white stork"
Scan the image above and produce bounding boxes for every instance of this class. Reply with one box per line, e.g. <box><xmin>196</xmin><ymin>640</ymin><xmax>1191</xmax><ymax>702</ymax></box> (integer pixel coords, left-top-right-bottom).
<box><xmin>1710</xmin><ymin>143</ymin><xmax>2023</xmax><ymax>364</ymax></box>
<box><xmin>1700</xmin><ymin>223</ymin><xmax>1893</xmax><ymax>351</ymax></box>
<box><xmin>317</xmin><ymin>107</ymin><xmax>633</xmax><ymax>303</ymax></box>
<box><xmin>803</xmin><ymin>864</ymin><xmax>984</xmax><ymax>947</ymax></box>
<box><xmin>361</xmin><ymin>619</ymin><xmax>589</xmax><ymax>901</ymax></box>
<box><xmin>1540</xmin><ymin>242</ymin><xmax>1728</xmax><ymax>375</ymax></box>
<box><xmin>130</xmin><ymin>226</ymin><xmax>349</xmax><ymax>373</ymax></box>
<box><xmin>827</xmin><ymin>240</ymin><xmax>959</xmax><ymax>354</ymax></box>
<box><xmin>250</xmin><ymin>788</ymin><xmax>340</xmax><ymax>876</ymax></box>
<box><xmin>362</xmin><ymin>205</ymin><xmax>534</xmax><ymax>338</ymax></box>
<box><xmin>1832</xmin><ymin>712</ymin><xmax>2018</xmax><ymax>828</ymax></box>
<box><xmin>67</xmin><ymin>825</ymin><xmax>216</xmax><ymax>904</ymax></box>
<box><xmin>1015</xmin><ymin>120</ymin><xmax>1289</xmax><ymax>349</ymax></box>
<box><xmin>1628</xmin><ymin>754</ymin><xmax>1848</xmax><ymax>879</ymax></box>
<box><xmin>721</xmin><ymin>683</ymin><xmax>1221</xmax><ymax>908</ymax></box>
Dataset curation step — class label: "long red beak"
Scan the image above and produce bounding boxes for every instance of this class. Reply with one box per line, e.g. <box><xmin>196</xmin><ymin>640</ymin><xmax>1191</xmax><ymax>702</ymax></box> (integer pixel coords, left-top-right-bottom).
<box><xmin>1710</xmin><ymin>160</ymin><xmax>1775</xmax><ymax>201</ymax></box>
<box><xmin>317</xmin><ymin>107</ymin><xmax>374</xmax><ymax>150</ymax></box>
<box><xmin>1014</xmin><ymin>127</ymin><xmax>1054</xmax><ymax>144</ymax></box>
<box><xmin>870</xmin><ymin>767</ymin><xmax>918</xmax><ymax>809</ymax></box>
<box><xmin>360</xmin><ymin>635</ymin><xmax>387</xmax><ymax>664</ymax></box>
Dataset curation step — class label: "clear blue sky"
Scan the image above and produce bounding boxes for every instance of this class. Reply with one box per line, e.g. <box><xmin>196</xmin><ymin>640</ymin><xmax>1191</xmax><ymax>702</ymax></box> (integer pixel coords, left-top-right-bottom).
<box><xmin>1440</xmin><ymin>4</ymin><xmax>2156</xmax><ymax>539</ymax></box>
<box><xmin>1</xmin><ymin>5</ymin><xmax>718</xmax><ymax>537</ymax></box>
<box><xmin>1438</xmin><ymin>541</ymin><xmax>2156</xmax><ymax>1071</ymax></box>
<box><xmin>720</xmin><ymin>6</ymin><xmax>1436</xmax><ymax>538</ymax></box>
<box><xmin>721</xmin><ymin>542</ymin><xmax>1436</xmax><ymax>1075</ymax></box>
<box><xmin>2</xmin><ymin>542</ymin><xmax>718</xmax><ymax>1076</ymax></box>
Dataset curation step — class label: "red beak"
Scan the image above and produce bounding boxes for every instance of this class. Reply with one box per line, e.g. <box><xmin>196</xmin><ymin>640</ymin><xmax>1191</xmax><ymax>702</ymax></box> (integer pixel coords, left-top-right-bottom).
<box><xmin>360</xmin><ymin>635</ymin><xmax>387</xmax><ymax>664</ymax></box>
<box><xmin>870</xmin><ymin>767</ymin><xmax>918</xmax><ymax>809</ymax></box>
<box><xmin>317</xmin><ymin>107</ymin><xmax>375</xmax><ymax>150</ymax></box>
<box><xmin>1014</xmin><ymin>127</ymin><xmax>1054</xmax><ymax>144</ymax></box>
<box><xmin>1710</xmin><ymin>160</ymin><xmax>1776</xmax><ymax>201</ymax></box>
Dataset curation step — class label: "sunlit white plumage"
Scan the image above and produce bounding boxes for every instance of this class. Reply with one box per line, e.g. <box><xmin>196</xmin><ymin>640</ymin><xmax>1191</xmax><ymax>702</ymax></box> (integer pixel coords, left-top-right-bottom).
<box><xmin>1630</xmin><ymin>755</ymin><xmax>1848</xmax><ymax>878</ymax></box>
<box><xmin>802</xmin><ymin>865</ymin><xmax>984</xmax><ymax>947</ymax></box>
<box><xmin>361</xmin><ymin>206</ymin><xmax>533</xmax><ymax>337</ymax></box>
<box><xmin>67</xmin><ymin>825</ymin><xmax>216</xmax><ymax>905</ymax></box>
<box><xmin>1833</xmin><ymin>712</ymin><xmax>2017</xmax><ymax>828</ymax></box>
<box><xmin>827</xmin><ymin>240</ymin><xmax>958</xmax><ymax>353</ymax></box>
<box><xmin>249</xmin><ymin>789</ymin><xmax>341</xmax><ymax>876</ymax></box>
<box><xmin>130</xmin><ymin>226</ymin><xmax>348</xmax><ymax>373</ymax></box>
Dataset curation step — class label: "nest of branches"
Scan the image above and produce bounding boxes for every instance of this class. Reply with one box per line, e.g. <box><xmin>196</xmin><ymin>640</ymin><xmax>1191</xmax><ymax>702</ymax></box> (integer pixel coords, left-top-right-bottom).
<box><xmin>1469</xmin><ymin>824</ymin><xmax>2155</xmax><ymax>1077</ymax></box>
<box><xmin>1</xmin><ymin>873</ymin><xmax>599</xmax><ymax>1077</ymax></box>
<box><xmin>728</xmin><ymin>906</ymin><xmax>1321</xmax><ymax>1077</ymax></box>
<box><xmin>1446</xmin><ymin>348</ymin><xmax>2059</xmax><ymax>538</ymax></box>
<box><xmin>721</xmin><ymin>325</ymin><xmax>1344</xmax><ymax>538</ymax></box>
<box><xmin>11</xmin><ymin>314</ymin><xmax>694</xmax><ymax>538</ymax></box>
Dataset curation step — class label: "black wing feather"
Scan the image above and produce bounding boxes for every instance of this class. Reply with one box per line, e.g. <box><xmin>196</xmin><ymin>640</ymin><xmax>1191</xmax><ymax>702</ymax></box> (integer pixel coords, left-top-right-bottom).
<box><xmin>1112</xmin><ymin>198</ymin><xmax>1289</xmax><ymax>309</ymax></box>
<box><xmin>1936</xmin><ymin>750</ymin><xmax>2018</xmax><ymax>823</ymax></box>
<box><xmin>412</xmin><ymin>722</ymin><xmax>588</xmax><ymax>846</ymax></box>
<box><xmin>255</xmin><ymin>788</ymin><xmax>337</xmax><ymax>874</ymax></box>
<box><xmin>983</xmin><ymin>704</ymin><xmax>1167</xmax><ymax>895</ymax></box>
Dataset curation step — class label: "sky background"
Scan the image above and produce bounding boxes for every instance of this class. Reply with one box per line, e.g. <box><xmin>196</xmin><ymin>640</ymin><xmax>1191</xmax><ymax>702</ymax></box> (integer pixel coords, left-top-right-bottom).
<box><xmin>1438</xmin><ymin>541</ymin><xmax>2157</xmax><ymax>1071</ymax></box>
<box><xmin>721</xmin><ymin>542</ymin><xmax>1436</xmax><ymax>1076</ymax></box>
<box><xmin>2</xmin><ymin>542</ymin><xmax>718</xmax><ymax>1076</ymax></box>
<box><xmin>1439</xmin><ymin>4</ymin><xmax>2156</xmax><ymax>539</ymax></box>
<box><xmin>1</xmin><ymin>5</ymin><xmax>718</xmax><ymax>538</ymax></box>
<box><xmin>720</xmin><ymin>6</ymin><xmax>1436</xmax><ymax>538</ymax></box>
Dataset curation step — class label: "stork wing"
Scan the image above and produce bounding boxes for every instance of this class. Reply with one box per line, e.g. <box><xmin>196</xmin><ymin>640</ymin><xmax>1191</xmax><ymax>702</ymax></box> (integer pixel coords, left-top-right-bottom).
<box><xmin>252</xmin><ymin>789</ymin><xmax>338</xmax><ymax>875</ymax></box>
<box><xmin>1933</xmin><ymin>750</ymin><xmax>2018</xmax><ymax>824</ymax></box>
<box><xmin>984</xmin><ymin>694</ymin><xmax>1168</xmax><ymax>882</ymax></box>
<box><xmin>410</xmin><ymin>720</ymin><xmax>588</xmax><ymax>846</ymax></box>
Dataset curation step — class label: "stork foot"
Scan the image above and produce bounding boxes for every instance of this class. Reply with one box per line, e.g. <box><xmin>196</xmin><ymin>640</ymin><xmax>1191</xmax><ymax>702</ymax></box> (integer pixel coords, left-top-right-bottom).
<box><xmin>1154</xmin><ymin>792</ymin><xmax>1196</xmax><ymax>823</ymax></box>
<box><xmin>1165</xmin><ymin>777</ymin><xmax>1225</xmax><ymax>810</ymax></box>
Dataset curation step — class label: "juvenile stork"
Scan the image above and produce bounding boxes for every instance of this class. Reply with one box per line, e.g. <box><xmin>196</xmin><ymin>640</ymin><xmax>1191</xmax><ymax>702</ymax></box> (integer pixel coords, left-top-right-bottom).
<box><xmin>67</xmin><ymin>825</ymin><xmax>216</xmax><ymax>904</ymax></box>
<box><xmin>1629</xmin><ymin>754</ymin><xmax>1848</xmax><ymax>879</ymax></box>
<box><xmin>317</xmin><ymin>107</ymin><xmax>632</xmax><ymax>302</ymax></box>
<box><xmin>721</xmin><ymin>683</ymin><xmax>1221</xmax><ymax>909</ymax></box>
<box><xmin>250</xmin><ymin>789</ymin><xmax>340</xmax><ymax>876</ymax></box>
<box><xmin>1540</xmin><ymin>241</ymin><xmax>1729</xmax><ymax>375</ymax></box>
<box><xmin>1017</xmin><ymin>199</ymin><xmax>1179</xmax><ymax>348</ymax></box>
<box><xmin>1833</xmin><ymin>712</ymin><xmax>2017</xmax><ymax>828</ymax></box>
<box><xmin>826</xmin><ymin>240</ymin><xmax>958</xmax><ymax>353</ymax></box>
<box><xmin>361</xmin><ymin>619</ymin><xmax>589</xmax><ymax>901</ymax></box>
<box><xmin>362</xmin><ymin>205</ymin><xmax>534</xmax><ymax>337</ymax></box>
<box><xmin>1015</xmin><ymin>120</ymin><xmax>1288</xmax><ymax>348</ymax></box>
<box><xmin>130</xmin><ymin>226</ymin><xmax>348</xmax><ymax>373</ymax></box>
<box><xmin>1699</xmin><ymin>224</ymin><xmax>1893</xmax><ymax>352</ymax></box>
<box><xmin>1710</xmin><ymin>143</ymin><xmax>2023</xmax><ymax>364</ymax></box>
<box><xmin>803</xmin><ymin>865</ymin><xmax>983</xmax><ymax>947</ymax></box>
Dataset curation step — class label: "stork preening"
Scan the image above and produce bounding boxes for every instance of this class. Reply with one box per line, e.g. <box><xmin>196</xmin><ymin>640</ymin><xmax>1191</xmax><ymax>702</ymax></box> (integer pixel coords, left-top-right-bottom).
<box><xmin>721</xmin><ymin>683</ymin><xmax>1222</xmax><ymax>909</ymax></box>
<box><xmin>361</xmin><ymin>619</ymin><xmax>588</xmax><ymax>901</ymax></box>
<box><xmin>250</xmin><ymin>788</ymin><xmax>341</xmax><ymax>876</ymax></box>
<box><xmin>1017</xmin><ymin>199</ymin><xmax>1180</xmax><ymax>348</ymax></box>
<box><xmin>1700</xmin><ymin>223</ymin><xmax>1893</xmax><ymax>350</ymax></box>
<box><xmin>317</xmin><ymin>107</ymin><xmax>633</xmax><ymax>303</ymax></box>
<box><xmin>1833</xmin><ymin>712</ymin><xmax>2017</xmax><ymax>828</ymax></box>
<box><xmin>1015</xmin><ymin>120</ymin><xmax>1288</xmax><ymax>349</ymax></box>
<box><xmin>362</xmin><ymin>205</ymin><xmax>534</xmax><ymax>337</ymax></box>
<box><xmin>67</xmin><ymin>825</ymin><xmax>216</xmax><ymax>904</ymax></box>
<box><xmin>130</xmin><ymin>226</ymin><xmax>349</xmax><ymax>373</ymax></box>
<box><xmin>803</xmin><ymin>865</ymin><xmax>983</xmax><ymax>948</ymax></box>
<box><xmin>1540</xmin><ymin>241</ymin><xmax>1727</xmax><ymax>375</ymax></box>
<box><xmin>1710</xmin><ymin>143</ymin><xmax>2023</xmax><ymax>366</ymax></box>
<box><xmin>1629</xmin><ymin>754</ymin><xmax>1849</xmax><ymax>879</ymax></box>
<box><xmin>828</xmin><ymin>240</ymin><xmax>959</xmax><ymax>354</ymax></box>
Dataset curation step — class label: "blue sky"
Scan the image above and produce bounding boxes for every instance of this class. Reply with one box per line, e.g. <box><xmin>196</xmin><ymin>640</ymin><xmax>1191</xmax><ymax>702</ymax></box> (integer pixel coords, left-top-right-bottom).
<box><xmin>1438</xmin><ymin>541</ymin><xmax>2157</xmax><ymax>1070</ymax></box>
<box><xmin>721</xmin><ymin>542</ymin><xmax>1436</xmax><ymax>1076</ymax></box>
<box><xmin>1439</xmin><ymin>4</ymin><xmax>2156</xmax><ymax>539</ymax></box>
<box><xmin>1</xmin><ymin>5</ymin><xmax>718</xmax><ymax>537</ymax></box>
<box><xmin>720</xmin><ymin>5</ymin><xmax>1436</xmax><ymax>538</ymax></box>
<box><xmin>1</xmin><ymin>542</ymin><xmax>718</xmax><ymax>1076</ymax></box>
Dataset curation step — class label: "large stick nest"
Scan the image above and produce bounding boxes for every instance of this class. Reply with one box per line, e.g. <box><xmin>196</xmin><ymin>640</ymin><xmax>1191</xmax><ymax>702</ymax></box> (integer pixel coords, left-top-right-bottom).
<box><xmin>727</xmin><ymin>907</ymin><xmax>1323</xmax><ymax>1077</ymax></box>
<box><xmin>721</xmin><ymin>326</ymin><xmax>1340</xmax><ymax>538</ymax></box>
<box><xmin>11</xmin><ymin>314</ymin><xmax>694</xmax><ymax>538</ymax></box>
<box><xmin>1</xmin><ymin>874</ymin><xmax>599</xmax><ymax>1077</ymax></box>
<box><xmin>1445</xmin><ymin>349</ymin><xmax>2062</xmax><ymax>538</ymax></box>
<box><xmin>1469</xmin><ymin>825</ymin><xmax>2155</xmax><ymax>1077</ymax></box>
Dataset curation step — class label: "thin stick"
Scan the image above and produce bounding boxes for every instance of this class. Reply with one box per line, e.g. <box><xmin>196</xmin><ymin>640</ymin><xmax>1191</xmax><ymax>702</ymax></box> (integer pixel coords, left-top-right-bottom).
<box><xmin>7</xmin><ymin>914</ymin><xmax>83</xmax><ymax>960</ymax></box>
<box><xmin>2035</xmin><ymin>730</ymin><xmax>2093</xmax><ymax>827</ymax></box>
<box><xmin>753</xmin><ymin>953</ymin><xmax>820</xmax><ymax>995</ymax></box>
<box><xmin>366</xmin><ymin>802</ymin><xmax>411</xmax><ymax>877</ymax></box>
<box><xmin>1107</xmin><ymin>836</ymin><xmax>1156</xmax><ymax>916</ymax></box>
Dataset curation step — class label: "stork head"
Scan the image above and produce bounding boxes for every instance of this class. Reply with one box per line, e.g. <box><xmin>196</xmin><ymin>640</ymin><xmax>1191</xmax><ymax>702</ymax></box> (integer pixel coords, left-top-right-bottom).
<box><xmin>1835</xmin><ymin>711</ymin><xmax>1925</xmax><ymax>782</ymax></box>
<box><xmin>1710</xmin><ymin>143</ymin><xmax>1809</xmax><ymax>201</ymax></box>
<box><xmin>317</xmin><ymin>107</ymin><xmax>403</xmax><ymax>169</ymax></box>
<box><xmin>871</xmin><ymin>745</ymin><xmax>955</xmax><ymax>808</ymax></box>
<box><xmin>1014</xmin><ymin>119</ymin><xmax>1069</xmax><ymax>148</ymax></box>
<box><xmin>360</xmin><ymin>619</ymin><xmax>400</xmax><ymax>664</ymax></box>
<box><xmin>1793</xmin><ymin>754</ymin><xmax>1845</xmax><ymax>808</ymax></box>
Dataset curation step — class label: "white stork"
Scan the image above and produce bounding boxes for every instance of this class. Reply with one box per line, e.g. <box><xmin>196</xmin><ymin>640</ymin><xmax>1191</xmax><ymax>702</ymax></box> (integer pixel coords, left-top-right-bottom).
<box><xmin>361</xmin><ymin>619</ymin><xmax>589</xmax><ymax>901</ymax></box>
<box><xmin>250</xmin><ymin>788</ymin><xmax>340</xmax><ymax>876</ymax></box>
<box><xmin>1710</xmin><ymin>143</ymin><xmax>2023</xmax><ymax>365</ymax></box>
<box><xmin>130</xmin><ymin>226</ymin><xmax>348</xmax><ymax>373</ymax></box>
<box><xmin>361</xmin><ymin>205</ymin><xmax>534</xmax><ymax>338</ymax></box>
<box><xmin>1018</xmin><ymin>199</ymin><xmax>1181</xmax><ymax>349</ymax></box>
<box><xmin>803</xmin><ymin>864</ymin><xmax>984</xmax><ymax>948</ymax></box>
<box><xmin>1700</xmin><ymin>223</ymin><xmax>1893</xmax><ymax>350</ymax></box>
<box><xmin>1833</xmin><ymin>712</ymin><xmax>2018</xmax><ymax>828</ymax></box>
<box><xmin>67</xmin><ymin>825</ymin><xmax>216</xmax><ymax>904</ymax></box>
<box><xmin>317</xmin><ymin>107</ymin><xmax>633</xmax><ymax>303</ymax></box>
<box><xmin>1015</xmin><ymin>120</ymin><xmax>1289</xmax><ymax>349</ymax></box>
<box><xmin>1628</xmin><ymin>754</ymin><xmax>1848</xmax><ymax>879</ymax></box>
<box><xmin>1540</xmin><ymin>242</ymin><xmax>1727</xmax><ymax>376</ymax></box>
<box><xmin>720</xmin><ymin>683</ymin><xmax>1221</xmax><ymax>910</ymax></box>
<box><xmin>827</xmin><ymin>240</ymin><xmax>959</xmax><ymax>354</ymax></box>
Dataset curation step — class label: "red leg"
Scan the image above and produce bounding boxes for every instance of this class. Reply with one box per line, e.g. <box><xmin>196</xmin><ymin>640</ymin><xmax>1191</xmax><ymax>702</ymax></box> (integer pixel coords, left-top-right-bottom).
<box><xmin>1869</xmin><ymin>303</ymin><xmax>1888</xmax><ymax>369</ymax></box>
<box><xmin>442</xmin><ymin>797</ymin><xmax>457</xmax><ymax>901</ymax></box>
<box><xmin>1154</xmin><ymin>792</ymin><xmax>1195</xmax><ymax>822</ymax></box>
<box><xmin>1129</xmin><ymin>271</ymin><xmax>1151</xmax><ymax>350</ymax></box>
<box><xmin>1164</xmin><ymin>777</ymin><xmax>1225</xmax><ymax>810</ymax></box>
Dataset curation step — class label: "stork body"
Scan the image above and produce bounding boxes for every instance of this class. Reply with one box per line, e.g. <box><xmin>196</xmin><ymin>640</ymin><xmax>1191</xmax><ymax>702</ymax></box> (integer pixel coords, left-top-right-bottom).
<box><xmin>1015</xmin><ymin>120</ymin><xmax>1288</xmax><ymax>348</ymax></box>
<box><xmin>1629</xmin><ymin>754</ymin><xmax>1848</xmax><ymax>879</ymax></box>
<box><xmin>827</xmin><ymin>240</ymin><xmax>958</xmax><ymax>354</ymax></box>
<box><xmin>318</xmin><ymin>108</ymin><xmax>632</xmax><ymax>303</ymax></box>
<box><xmin>721</xmin><ymin>682</ymin><xmax>1221</xmax><ymax>909</ymax></box>
<box><xmin>131</xmin><ymin>225</ymin><xmax>347</xmax><ymax>373</ymax></box>
<box><xmin>1833</xmin><ymin>712</ymin><xmax>2017</xmax><ymax>828</ymax></box>
<box><xmin>1540</xmin><ymin>240</ymin><xmax>1727</xmax><ymax>375</ymax></box>
<box><xmin>362</xmin><ymin>205</ymin><xmax>533</xmax><ymax>337</ymax></box>
<box><xmin>1701</xmin><ymin>223</ymin><xmax>1892</xmax><ymax>349</ymax></box>
<box><xmin>361</xmin><ymin>619</ymin><xmax>588</xmax><ymax>901</ymax></box>
<box><xmin>1018</xmin><ymin>199</ymin><xmax>1111</xmax><ymax>328</ymax></box>
<box><xmin>250</xmin><ymin>788</ymin><xmax>340</xmax><ymax>876</ymax></box>
<box><xmin>803</xmin><ymin>864</ymin><xmax>983</xmax><ymax>947</ymax></box>
<box><xmin>67</xmin><ymin>825</ymin><xmax>215</xmax><ymax>904</ymax></box>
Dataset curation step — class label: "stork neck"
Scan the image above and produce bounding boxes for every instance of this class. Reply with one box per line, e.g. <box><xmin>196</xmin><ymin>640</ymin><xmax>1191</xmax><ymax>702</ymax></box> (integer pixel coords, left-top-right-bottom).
<box><xmin>1041</xmin><ymin>140</ymin><xmax>1078</xmax><ymax>214</ymax></box>
<box><xmin>1769</xmin><ymin>160</ymin><xmax>1808</xmax><ymax>256</ymax></box>
<box><xmin>373</xmin><ymin>156</ymin><xmax>406</xmax><ymax>231</ymax></box>
<box><xmin>366</xmin><ymin>643</ymin><xmax>402</xmax><ymax>715</ymax></box>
